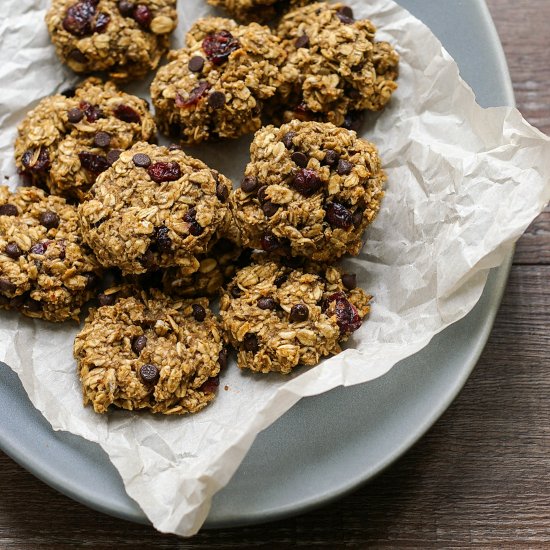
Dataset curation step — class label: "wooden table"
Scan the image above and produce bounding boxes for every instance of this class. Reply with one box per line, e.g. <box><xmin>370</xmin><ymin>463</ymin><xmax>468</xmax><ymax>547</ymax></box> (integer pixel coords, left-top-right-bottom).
<box><xmin>1</xmin><ymin>1</ymin><xmax>548</xmax><ymax>547</ymax></box>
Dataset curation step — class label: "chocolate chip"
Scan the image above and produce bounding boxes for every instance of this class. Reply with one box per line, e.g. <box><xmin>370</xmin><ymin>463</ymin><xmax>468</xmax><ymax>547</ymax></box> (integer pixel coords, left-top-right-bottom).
<box><xmin>257</xmin><ymin>297</ymin><xmax>277</xmax><ymax>310</ymax></box>
<box><xmin>117</xmin><ymin>0</ymin><xmax>134</xmax><ymax>16</ymax></box>
<box><xmin>0</xmin><ymin>278</ymin><xmax>16</xmax><ymax>294</ymax></box>
<box><xmin>154</xmin><ymin>225</ymin><xmax>171</xmax><ymax>252</ymax></box>
<box><xmin>260</xmin><ymin>233</ymin><xmax>280</xmax><ymax>252</ymax></box>
<box><xmin>38</xmin><ymin>210</ymin><xmax>60</xmax><ymax>230</ymax></box>
<box><xmin>201</xmin><ymin>376</ymin><xmax>220</xmax><ymax>393</ymax></box>
<box><xmin>114</xmin><ymin>103</ymin><xmax>141</xmax><ymax>123</ymax></box>
<box><xmin>325</xmin><ymin>202</ymin><xmax>353</xmax><ymax>229</ymax></box>
<box><xmin>291</xmin><ymin>168</ymin><xmax>322</xmax><ymax>196</ymax></box>
<box><xmin>67</xmin><ymin>107</ymin><xmax>84</xmax><ymax>123</ymax></box>
<box><xmin>183</xmin><ymin>208</ymin><xmax>196</xmax><ymax>223</ymax></box>
<box><xmin>338</xmin><ymin>5</ymin><xmax>354</xmax><ymax>18</ymax></box>
<box><xmin>352</xmin><ymin>208</ymin><xmax>363</xmax><ymax>226</ymax></box>
<box><xmin>262</xmin><ymin>201</ymin><xmax>279</xmax><ymax>218</ymax></box>
<box><xmin>93</xmin><ymin>131</ymin><xmax>111</xmax><ymax>148</ymax></box>
<box><xmin>98</xmin><ymin>292</ymin><xmax>117</xmax><ymax>306</ymax></box>
<box><xmin>106</xmin><ymin>149</ymin><xmax>122</xmax><ymax>165</ymax></box>
<box><xmin>274</xmin><ymin>274</ymin><xmax>287</xmax><ymax>287</ymax></box>
<box><xmin>230</xmin><ymin>286</ymin><xmax>242</xmax><ymax>298</ymax></box>
<box><xmin>30</xmin><ymin>242</ymin><xmax>47</xmax><ymax>255</ymax></box>
<box><xmin>0</xmin><ymin>204</ymin><xmax>18</xmax><ymax>217</ymax></box>
<box><xmin>69</xmin><ymin>49</ymin><xmax>87</xmax><ymax>64</ymax></box>
<box><xmin>257</xmin><ymin>185</ymin><xmax>269</xmax><ymax>203</ymax></box>
<box><xmin>323</xmin><ymin>149</ymin><xmax>339</xmax><ymax>167</ymax></box>
<box><xmin>282</xmin><ymin>131</ymin><xmax>296</xmax><ymax>149</ymax></box>
<box><xmin>336</xmin><ymin>6</ymin><xmax>354</xmax><ymax>24</ymax></box>
<box><xmin>337</xmin><ymin>159</ymin><xmax>353</xmax><ymax>175</ymax></box>
<box><xmin>5</xmin><ymin>242</ymin><xmax>22</xmax><ymax>259</ymax></box>
<box><xmin>289</xmin><ymin>303</ymin><xmax>309</xmax><ymax>322</ymax></box>
<box><xmin>131</xmin><ymin>335</ymin><xmax>147</xmax><ymax>355</ymax></box>
<box><xmin>216</xmin><ymin>182</ymin><xmax>229</xmax><ymax>202</ymax></box>
<box><xmin>208</xmin><ymin>91</ymin><xmax>226</xmax><ymax>109</ymax></box>
<box><xmin>168</xmin><ymin>143</ymin><xmax>182</xmax><ymax>151</ymax></box>
<box><xmin>241</xmin><ymin>176</ymin><xmax>258</xmax><ymax>193</ymax></box>
<box><xmin>133</xmin><ymin>153</ymin><xmax>151</xmax><ymax>168</ymax></box>
<box><xmin>147</xmin><ymin>161</ymin><xmax>181</xmax><ymax>183</ymax></box>
<box><xmin>291</xmin><ymin>151</ymin><xmax>308</xmax><ymax>168</ymax></box>
<box><xmin>192</xmin><ymin>303</ymin><xmax>206</xmax><ymax>322</ymax></box>
<box><xmin>140</xmin><ymin>363</ymin><xmax>159</xmax><ymax>384</ymax></box>
<box><xmin>188</xmin><ymin>56</ymin><xmax>205</xmax><ymax>72</ymax></box>
<box><xmin>243</xmin><ymin>332</ymin><xmax>259</xmax><ymax>353</ymax></box>
<box><xmin>295</xmin><ymin>33</ymin><xmax>309</xmax><ymax>48</ymax></box>
<box><xmin>342</xmin><ymin>273</ymin><xmax>357</xmax><ymax>290</ymax></box>
<box><xmin>218</xmin><ymin>348</ymin><xmax>228</xmax><ymax>369</ymax></box>
<box><xmin>189</xmin><ymin>222</ymin><xmax>204</xmax><ymax>236</ymax></box>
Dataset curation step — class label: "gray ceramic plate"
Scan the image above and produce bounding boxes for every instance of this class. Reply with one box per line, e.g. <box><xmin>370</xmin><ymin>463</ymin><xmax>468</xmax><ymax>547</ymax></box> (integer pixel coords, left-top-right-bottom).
<box><xmin>0</xmin><ymin>0</ymin><xmax>514</xmax><ymax>529</ymax></box>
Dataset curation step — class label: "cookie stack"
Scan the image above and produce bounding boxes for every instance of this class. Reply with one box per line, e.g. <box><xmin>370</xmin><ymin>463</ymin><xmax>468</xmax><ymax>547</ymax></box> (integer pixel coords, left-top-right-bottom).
<box><xmin>0</xmin><ymin>0</ymin><xmax>399</xmax><ymax>415</ymax></box>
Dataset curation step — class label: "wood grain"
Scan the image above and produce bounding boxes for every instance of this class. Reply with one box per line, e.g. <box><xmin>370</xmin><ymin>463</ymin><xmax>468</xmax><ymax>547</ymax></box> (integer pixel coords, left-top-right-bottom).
<box><xmin>1</xmin><ymin>1</ymin><xmax>549</xmax><ymax>547</ymax></box>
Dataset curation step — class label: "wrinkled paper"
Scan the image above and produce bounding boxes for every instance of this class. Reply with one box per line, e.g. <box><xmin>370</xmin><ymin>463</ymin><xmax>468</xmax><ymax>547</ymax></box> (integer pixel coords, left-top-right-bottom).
<box><xmin>1</xmin><ymin>0</ymin><xmax>550</xmax><ymax>537</ymax></box>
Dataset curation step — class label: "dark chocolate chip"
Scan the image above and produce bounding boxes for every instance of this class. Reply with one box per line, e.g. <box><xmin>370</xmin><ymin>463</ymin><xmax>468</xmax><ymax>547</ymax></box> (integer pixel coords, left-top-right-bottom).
<box><xmin>192</xmin><ymin>303</ymin><xmax>207</xmax><ymax>322</ymax></box>
<box><xmin>117</xmin><ymin>0</ymin><xmax>134</xmax><ymax>16</ymax></box>
<box><xmin>93</xmin><ymin>131</ymin><xmax>111</xmax><ymax>148</ymax></box>
<box><xmin>39</xmin><ymin>210</ymin><xmax>60</xmax><ymax>229</ymax></box>
<box><xmin>274</xmin><ymin>274</ymin><xmax>287</xmax><ymax>287</ymax></box>
<box><xmin>29</xmin><ymin>242</ymin><xmax>47</xmax><ymax>255</ymax></box>
<box><xmin>183</xmin><ymin>208</ymin><xmax>196</xmax><ymax>223</ymax></box>
<box><xmin>0</xmin><ymin>278</ymin><xmax>16</xmax><ymax>294</ymax></box>
<box><xmin>154</xmin><ymin>225</ymin><xmax>172</xmax><ymax>252</ymax></box>
<box><xmin>208</xmin><ymin>91</ymin><xmax>226</xmax><ymax>109</ymax></box>
<box><xmin>241</xmin><ymin>176</ymin><xmax>258</xmax><ymax>193</ymax></box>
<box><xmin>257</xmin><ymin>185</ymin><xmax>268</xmax><ymax>203</ymax></box>
<box><xmin>243</xmin><ymin>332</ymin><xmax>259</xmax><ymax>353</ymax></box>
<box><xmin>67</xmin><ymin>107</ymin><xmax>84</xmax><ymax>123</ymax></box>
<box><xmin>0</xmin><ymin>204</ymin><xmax>18</xmax><ymax>217</ymax></box>
<box><xmin>257</xmin><ymin>297</ymin><xmax>277</xmax><ymax>310</ymax></box>
<box><xmin>98</xmin><ymin>292</ymin><xmax>117</xmax><ymax>306</ymax></box>
<box><xmin>216</xmin><ymin>182</ymin><xmax>229</xmax><ymax>202</ymax></box>
<box><xmin>230</xmin><ymin>285</ymin><xmax>242</xmax><ymax>298</ymax></box>
<box><xmin>69</xmin><ymin>49</ymin><xmax>87</xmax><ymax>63</ymax></box>
<box><xmin>262</xmin><ymin>201</ymin><xmax>279</xmax><ymax>218</ymax></box>
<box><xmin>188</xmin><ymin>56</ymin><xmax>205</xmax><ymax>73</ymax></box>
<box><xmin>5</xmin><ymin>242</ymin><xmax>22</xmax><ymax>259</ymax></box>
<box><xmin>291</xmin><ymin>151</ymin><xmax>308</xmax><ymax>168</ymax></box>
<box><xmin>295</xmin><ymin>33</ymin><xmax>309</xmax><ymax>48</ymax></box>
<box><xmin>337</xmin><ymin>159</ymin><xmax>353</xmax><ymax>175</ymax></box>
<box><xmin>336</xmin><ymin>8</ymin><xmax>354</xmax><ymax>24</ymax></box>
<box><xmin>218</xmin><ymin>348</ymin><xmax>228</xmax><ymax>369</ymax></box>
<box><xmin>140</xmin><ymin>363</ymin><xmax>159</xmax><ymax>384</ymax></box>
<box><xmin>282</xmin><ymin>131</ymin><xmax>296</xmax><ymax>149</ymax></box>
<box><xmin>342</xmin><ymin>273</ymin><xmax>357</xmax><ymax>290</ymax></box>
<box><xmin>132</xmin><ymin>335</ymin><xmax>147</xmax><ymax>355</ymax></box>
<box><xmin>133</xmin><ymin>153</ymin><xmax>151</xmax><ymax>168</ymax></box>
<box><xmin>289</xmin><ymin>303</ymin><xmax>309</xmax><ymax>322</ymax></box>
<box><xmin>323</xmin><ymin>149</ymin><xmax>340</xmax><ymax>167</ymax></box>
<box><xmin>106</xmin><ymin>149</ymin><xmax>122</xmax><ymax>165</ymax></box>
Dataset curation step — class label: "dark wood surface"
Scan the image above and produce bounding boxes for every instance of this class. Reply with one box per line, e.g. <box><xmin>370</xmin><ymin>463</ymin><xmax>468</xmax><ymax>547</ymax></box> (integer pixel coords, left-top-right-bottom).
<box><xmin>1</xmin><ymin>1</ymin><xmax>549</xmax><ymax>547</ymax></box>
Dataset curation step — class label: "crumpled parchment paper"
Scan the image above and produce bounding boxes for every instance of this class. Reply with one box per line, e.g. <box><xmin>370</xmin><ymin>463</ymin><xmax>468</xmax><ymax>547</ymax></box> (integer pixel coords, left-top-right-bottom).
<box><xmin>1</xmin><ymin>0</ymin><xmax>549</xmax><ymax>537</ymax></box>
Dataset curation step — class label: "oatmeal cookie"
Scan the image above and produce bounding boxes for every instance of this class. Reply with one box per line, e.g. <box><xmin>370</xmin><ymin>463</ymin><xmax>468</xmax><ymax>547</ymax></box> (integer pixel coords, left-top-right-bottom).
<box><xmin>74</xmin><ymin>289</ymin><xmax>225</xmax><ymax>414</ymax></box>
<box><xmin>229</xmin><ymin>120</ymin><xmax>386</xmax><ymax>262</ymax></box>
<box><xmin>14</xmin><ymin>78</ymin><xmax>156</xmax><ymax>200</ymax></box>
<box><xmin>207</xmin><ymin>0</ymin><xmax>310</xmax><ymax>24</ymax></box>
<box><xmin>0</xmin><ymin>185</ymin><xmax>101</xmax><ymax>322</ymax></box>
<box><xmin>78</xmin><ymin>142</ymin><xmax>232</xmax><ymax>275</ymax></box>
<box><xmin>150</xmin><ymin>17</ymin><xmax>287</xmax><ymax>144</ymax></box>
<box><xmin>220</xmin><ymin>259</ymin><xmax>370</xmax><ymax>374</ymax></box>
<box><xmin>275</xmin><ymin>2</ymin><xmax>399</xmax><ymax>127</ymax></box>
<box><xmin>45</xmin><ymin>0</ymin><xmax>177</xmax><ymax>81</ymax></box>
<box><xmin>162</xmin><ymin>238</ymin><xmax>248</xmax><ymax>298</ymax></box>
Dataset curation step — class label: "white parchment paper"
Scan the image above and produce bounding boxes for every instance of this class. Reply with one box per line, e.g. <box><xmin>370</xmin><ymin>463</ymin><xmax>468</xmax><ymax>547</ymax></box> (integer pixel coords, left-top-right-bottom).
<box><xmin>1</xmin><ymin>0</ymin><xmax>550</xmax><ymax>537</ymax></box>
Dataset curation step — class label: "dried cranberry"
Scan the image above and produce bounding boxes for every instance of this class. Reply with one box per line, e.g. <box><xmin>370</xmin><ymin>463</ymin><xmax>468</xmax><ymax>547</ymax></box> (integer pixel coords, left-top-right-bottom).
<box><xmin>132</xmin><ymin>4</ymin><xmax>152</xmax><ymax>29</ymax></box>
<box><xmin>260</xmin><ymin>233</ymin><xmax>280</xmax><ymax>252</ymax></box>
<box><xmin>22</xmin><ymin>148</ymin><xmax>50</xmax><ymax>172</ymax></box>
<box><xmin>80</xmin><ymin>101</ymin><xmax>104</xmax><ymax>122</ymax></box>
<box><xmin>175</xmin><ymin>81</ymin><xmax>211</xmax><ymax>108</ymax></box>
<box><xmin>0</xmin><ymin>204</ymin><xmax>18</xmax><ymax>217</ymax></box>
<box><xmin>189</xmin><ymin>222</ymin><xmax>204</xmax><ymax>236</ymax></box>
<box><xmin>282</xmin><ymin>132</ymin><xmax>296</xmax><ymax>149</ymax></box>
<box><xmin>291</xmin><ymin>168</ymin><xmax>322</xmax><ymax>196</ymax></box>
<box><xmin>289</xmin><ymin>303</ymin><xmax>309</xmax><ymax>322</ymax></box>
<box><xmin>342</xmin><ymin>273</ymin><xmax>357</xmax><ymax>290</ymax></box>
<box><xmin>200</xmin><ymin>376</ymin><xmax>220</xmax><ymax>393</ymax></box>
<box><xmin>262</xmin><ymin>202</ymin><xmax>279</xmax><ymax>218</ymax></box>
<box><xmin>79</xmin><ymin>152</ymin><xmax>110</xmax><ymax>175</ymax></box>
<box><xmin>62</xmin><ymin>0</ymin><xmax>98</xmax><ymax>37</ymax></box>
<box><xmin>0</xmin><ymin>278</ymin><xmax>16</xmax><ymax>294</ymax></box>
<box><xmin>29</xmin><ymin>242</ymin><xmax>47</xmax><ymax>255</ymax></box>
<box><xmin>202</xmin><ymin>30</ymin><xmax>240</xmax><ymax>65</ymax></box>
<box><xmin>183</xmin><ymin>208</ymin><xmax>196</xmax><ymax>223</ymax></box>
<box><xmin>218</xmin><ymin>348</ymin><xmax>228</xmax><ymax>369</ymax></box>
<box><xmin>295</xmin><ymin>33</ymin><xmax>309</xmax><ymax>48</ymax></box>
<box><xmin>325</xmin><ymin>202</ymin><xmax>353</xmax><ymax>229</ymax></box>
<box><xmin>154</xmin><ymin>225</ymin><xmax>172</xmax><ymax>252</ymax></box>
<box><xmin>93</xmin><ymin>12</ymin><xmax>110</xmax><ymax>32</ymax></box>
<box><xmin>147</xmin><ymin>161</ymin><xmax>181</xmax><ymax>183</ymax></box>
<box><xmin>98</xmin><ymin>292</ymin><xmax>117</xmax><ymax>306</ymax></box>
<box><xmin>114</xmin><ymin>104</ymin><xmax>141</xmax><ymax>123</ymax></box>
<box><xmin>328</xmin><ymin>292</ymin><xmax>362</xmax><ymax>333</ymax></box>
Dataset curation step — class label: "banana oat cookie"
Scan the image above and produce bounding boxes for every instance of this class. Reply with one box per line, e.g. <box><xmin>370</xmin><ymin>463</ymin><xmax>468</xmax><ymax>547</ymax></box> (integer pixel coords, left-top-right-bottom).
<box><xmin>0</xmin><ymin>185</ymin><xmax>101</xmax><ymax>322</ymax></box>
<box><xmin>275</xmin><ymin>2</ymin><xmax>399</xmax><ymax>127</ymax></box>
<box><xmin>15</xmin><ymin>78</ymin><xmax>156</xmax><ymax>200</ymax></box>
<box><xmin>46</xmin><ymin>0</ymin><xmax>177</xmax><ymax>81</ymax></box>
<box><xmin>229</xmin><ymin>120</ymin><xmax>386</xmax><ymax>262</ymax></box>
<box><xmin>207</xmin><ymin>0</ymin><xmax>309</xmax><ymax>24</ymax></box>
<box><xmin>74</xmin><ymin>289</ymin><xmax>225</xmax><ymax>414</ymax></box>
<box><xmin>78</xmin><ymin>142</ymin><xmax>232</xmax><ymax>275</ymax></box>
<box><xmin>150</xmin><ymin>17</ymin><xmax>287</xmax><ymax>144</ymax></box>
<box><xmin>220</xmin><ymin>259</ymin><xmax>370</xmax><ymax>374</ymax></box>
